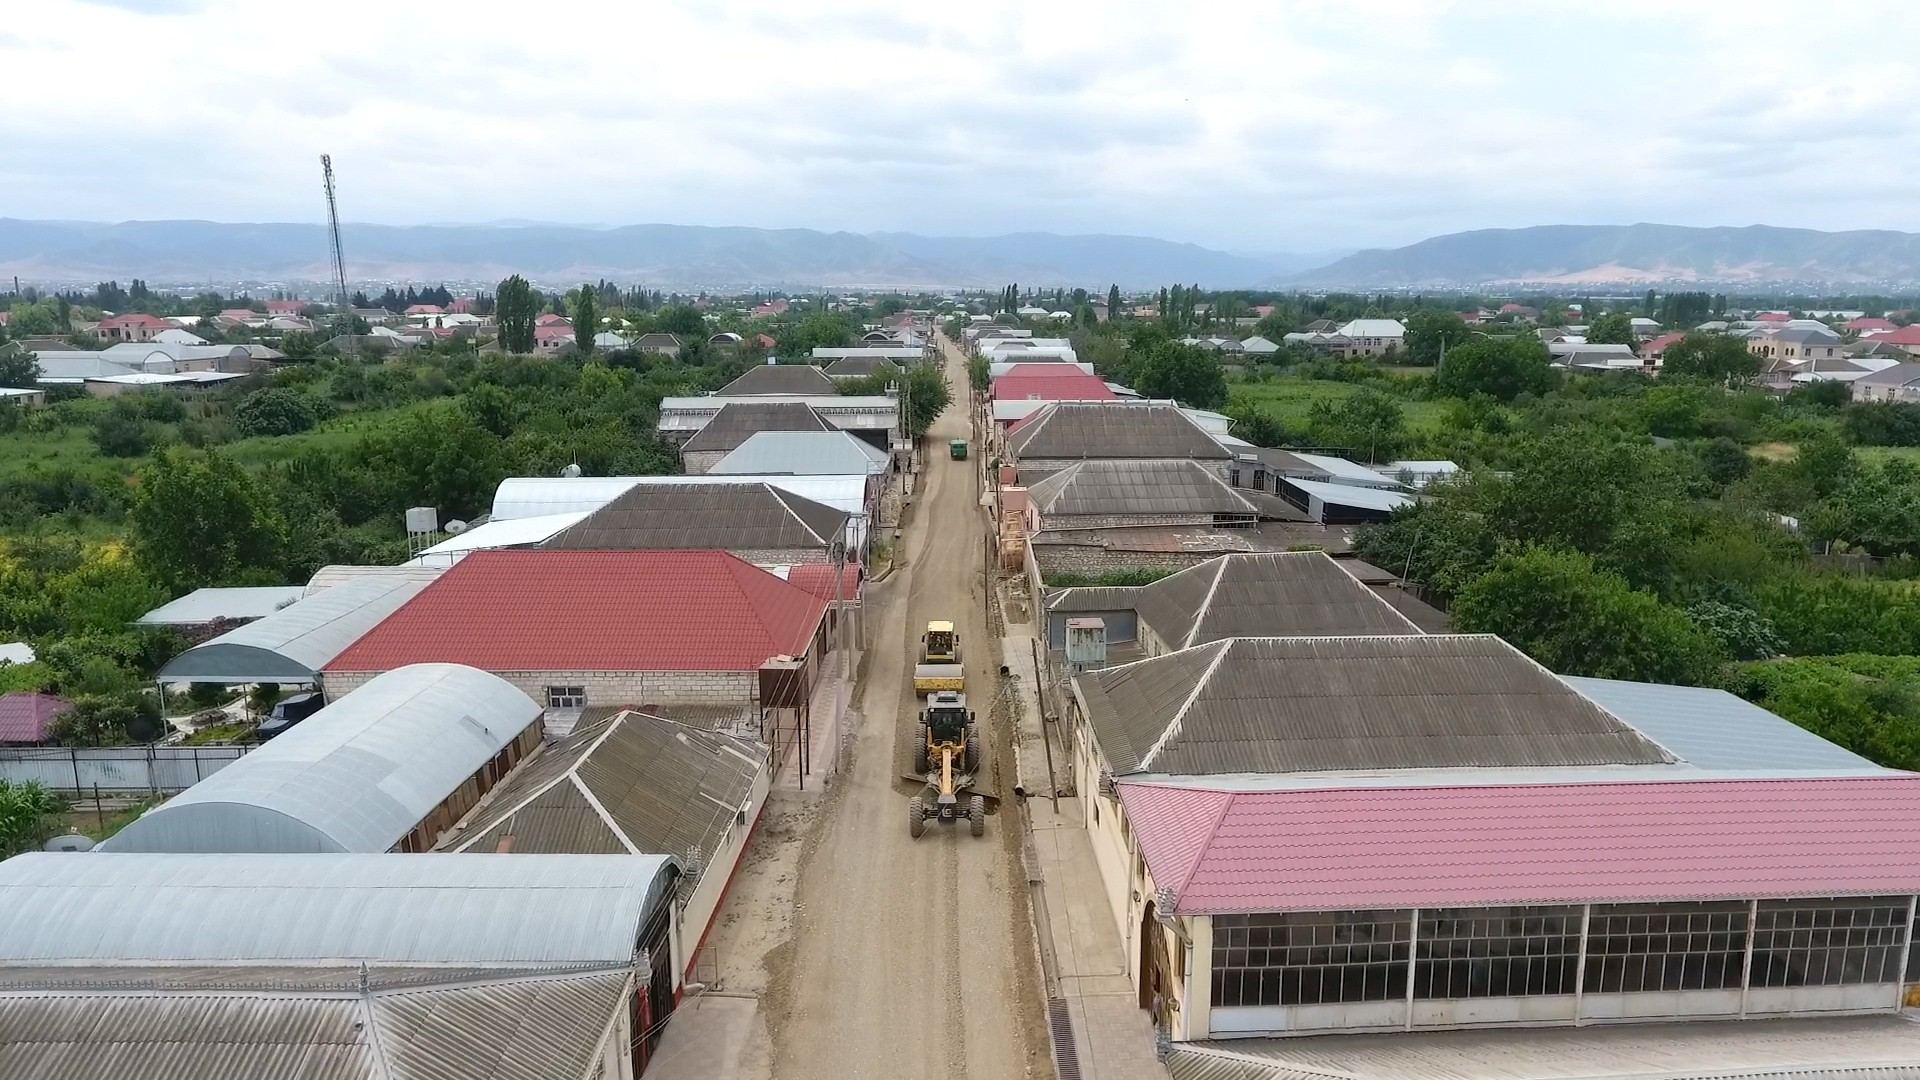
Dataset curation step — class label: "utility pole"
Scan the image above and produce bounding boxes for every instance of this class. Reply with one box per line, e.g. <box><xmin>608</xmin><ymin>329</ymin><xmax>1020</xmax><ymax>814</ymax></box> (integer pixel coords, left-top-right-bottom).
<box><xmin>320</xmin><ymin>154</ymin><xmax>353</xmax><ymax>355</ymax></box>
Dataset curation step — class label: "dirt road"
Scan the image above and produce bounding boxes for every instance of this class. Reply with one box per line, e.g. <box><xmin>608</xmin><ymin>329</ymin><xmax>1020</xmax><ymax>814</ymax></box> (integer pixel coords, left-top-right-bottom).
<box><xmin>763</xmin><ymin>342</ymin><xmax>1046</xmax><ymax>1079</ymax></box>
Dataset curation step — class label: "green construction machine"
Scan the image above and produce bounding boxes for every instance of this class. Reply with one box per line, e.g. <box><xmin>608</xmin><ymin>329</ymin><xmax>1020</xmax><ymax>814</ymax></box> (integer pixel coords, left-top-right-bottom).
<box><xmin>908</xmin><ymin>690</ymin><xmax>985</xmax><ymax>838</ymax></box>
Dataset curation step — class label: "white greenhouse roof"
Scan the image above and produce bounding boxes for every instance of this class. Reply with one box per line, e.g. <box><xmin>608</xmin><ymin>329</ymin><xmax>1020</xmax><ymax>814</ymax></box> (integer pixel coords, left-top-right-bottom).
<box><xmin>1283</xmin><ymin>477</ymin><xmax>1414</xmax><ymax>513</ymax></box>
<box><xmin>135</xmin><ymin>586</ymin><xmax>305</xmax><ymax>626</ymax></box>
<box><xmin>1563</xmin><ymin>676</ymin><xmax>1891</xmax><ymax>775</ymax></box>
<box><xmin>713</xmin><ymin>431</ymin><xmax>889</xmax><ymax>476</ymax></box>
<box><xmin>0</xmin><ymin>852</ymin><xmax>679</xmax><ymax>966</ymax></box>
<box><xmin>491</xmin><ymin>474</ymin><xmax>870</xmax><ymax>521</ymax></box>
<box><xmin>1288</xmin><ymin>452</ymin><xmax>1401</xmax><ymax>489</ymax></box>
<box><xmin>414</xmin><ymin>511</ymin><xmax>589</xmax><ymax>558</ymax></box>
<box><xmin>157</xmin><ymin>575</ymin><xmax>431</xmax><ymax>684</ymax></box>
<box><xmin>304</xmin><ymin>563</ymin><xmax>447</xmax><ymax>597</ymax></box>
<box><xmin>102</xmin><ymin>665</ymin><xmax>541</xmax><ymax>854</ymax></box>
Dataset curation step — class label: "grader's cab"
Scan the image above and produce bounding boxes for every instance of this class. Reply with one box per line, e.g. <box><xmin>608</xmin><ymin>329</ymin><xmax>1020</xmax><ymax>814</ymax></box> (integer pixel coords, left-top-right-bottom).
<box><xmin>909</xmin><ymin>691</ymin><xmax>984</xmax><ymax>838</ymax></box>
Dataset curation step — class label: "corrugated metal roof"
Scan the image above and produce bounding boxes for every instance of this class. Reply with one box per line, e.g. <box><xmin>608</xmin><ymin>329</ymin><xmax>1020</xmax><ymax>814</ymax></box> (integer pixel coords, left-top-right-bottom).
<box><xmin>0</xmin><ymin>853</ymin><xmax>678</xmax><ymax>965</ymax></box>
<box><xmin>1134</xmin><ymin>553</ymin><xmax>1423</xmax><ymax>650</ymax></box>
<box><xmin>1028</xmin><ymin>460</ymin><xmax>1255</xmax><ymax>518</ymax></box>
<box><xmin>0</xmin><ymin>965</ymin><xmax>631</xmax><ymax>1080</ymax></box>
<box><xmin>135</xmin><ymin>586</ymin><xmax>306</xmax><ymax>626</ymax></box>
<box><xmin>157</xmin><ymin>577</ymin><xmax>432</xmax><ymax>684</ymax></box>
<box><xmin>822</xmin><ymin>355</ymin><xmax>903</xmax><ymax>376</ymax></box>
<box><xmin>1281</xmin><ymin>476</ymin><xmax>1414</xmax><ymax>513</ymax></box>
<box><xmin>445</xmin><ymin>711</ymin><xmax>763</xmax><ymax>887</ymax></box>
<box><xmin>1010</xmin><ymin>403</ymin><xmax>1231</xmax><ymax>461</ymax></box>
<box><xmin>325</xmin><ymin>550</ymin><xmax>828</xmax><ymax>674</ymax></box>
<box><xmin>1284</xmin><ymin>452</ymin><xmax>1400</xmax><ymax>489</ymax></box>
<box><xmin>541</xmin><ymin>482</ymin><xmax>848</xmax><ymax>550</ymax></box>
<box><xmin>101</xmin><ymin>665</ymin><xmax>540</xmax><ymax>854</ymax></box>
<box><xmin>713</xmin><ymin>431</ymin><xmax>889</xmax><ymax>476</ymax></box>
<box><xmin>493</xmin><ymin>472</ymin><xmax>868</xmax><ymax>517</ymax></box>
<box><xmin>303</xmin><ymin>565</ymin><xmax>446</xmax><ymax>597</ymax></box>
<box><xmin>414</xmin><ymin>512</ymin><xmax>588</xmax><ymax>558</ymax></box>
<box><xmin>1167</xmin><ymin>1015</ymin><xmax>1920</xmax><ymax>1080</ymax></box>
<box><xmin>715</xmin><ymin>365</ymin><xmax>838</xmax><ymax>396</ymax></box>
<box><xmin>1076</xmin><ymin>635</ymin><xmax>1672</xmax><ymax>776</ymax></box>
<box><xmin>680</xmin><ymin>401</ymin><xmax>833</xmax><ymax>453</ymax></box>
<box><xmin>1563</xmin><ymin>676</ymin><xmax>1891</xmax><ymax>774</ymax></box>
<box><xmin>1121</xmin><ymin>774</ymin><xmax>1920</xmax><ymax>913</ymax></box>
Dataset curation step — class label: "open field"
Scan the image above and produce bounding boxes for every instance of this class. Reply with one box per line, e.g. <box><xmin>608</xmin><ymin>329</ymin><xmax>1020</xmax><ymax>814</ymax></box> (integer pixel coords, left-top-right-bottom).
<box><xmin>1227</xmin><ymin>376</ymin><xmax>1448</xmax><ymax>432</ymax></box>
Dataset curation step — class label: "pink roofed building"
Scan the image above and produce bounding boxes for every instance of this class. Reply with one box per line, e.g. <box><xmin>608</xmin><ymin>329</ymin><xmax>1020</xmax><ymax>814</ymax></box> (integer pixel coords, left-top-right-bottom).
<box><xmin>95</xmin><ymin>313</ymin><xmax>173</xmax><ymax>343</ymax></box>
<box><xmin>1062</xmin><ymin>632</ymin><xmax>1920</xmax><ymax>1048</ymax></box>
<box><xmin>0</xmin><ymin>692</ymin><xmax>72</xmax><ymax>745</ymax></box>
<box><xmin>1847</xmin><ymin>317</ymin><xmax>1899</xmax><ymax>335</ymax></box>
<box><xmin>265</xmin><ymin>300</ymin><xmax>306</xmax><ymax>316</ymax></box>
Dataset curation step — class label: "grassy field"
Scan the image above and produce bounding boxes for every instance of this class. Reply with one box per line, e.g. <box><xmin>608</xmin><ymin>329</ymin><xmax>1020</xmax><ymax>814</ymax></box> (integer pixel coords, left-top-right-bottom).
<box><xmin>1227</xmin><ymin>377</ymin><xmax>1448</xmax><ymax>433</ymax></box>
<box><xmin>1859</xmin><ymin>446</ymin><xmax>1920</xmax><ymax>465</ymax></box>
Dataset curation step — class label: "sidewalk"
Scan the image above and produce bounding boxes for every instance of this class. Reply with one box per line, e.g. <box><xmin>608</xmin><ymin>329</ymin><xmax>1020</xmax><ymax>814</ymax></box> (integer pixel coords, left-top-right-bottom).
<box><xmin>1003</xmin><ymin>625</ymin><xmax>1167</xmax><ymax>1080</ymax></box>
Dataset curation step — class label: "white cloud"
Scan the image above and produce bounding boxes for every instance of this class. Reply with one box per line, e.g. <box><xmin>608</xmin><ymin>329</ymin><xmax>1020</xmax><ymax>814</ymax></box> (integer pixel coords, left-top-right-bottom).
<box><xmin>4</xmin><ymin>0</ymin><xmax>1919</xmax><ymax>251</ymax></box>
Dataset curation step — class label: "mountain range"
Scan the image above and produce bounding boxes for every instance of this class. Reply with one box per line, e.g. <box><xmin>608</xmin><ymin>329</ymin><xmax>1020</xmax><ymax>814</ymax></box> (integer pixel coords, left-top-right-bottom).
<box><xmin>1297</xmin><ymin>223</ymin><xmax>1920</xmax><ymax>287</ymax></box>
<box><xmin>0</xmin><ymin>219</ymin><xmax>1309</xmax><ymax>291</ymax></box>
<box><xmin>3</xmin><ymin>218</ymin><xmax>1919</xmax><ymax>289</ymax></box>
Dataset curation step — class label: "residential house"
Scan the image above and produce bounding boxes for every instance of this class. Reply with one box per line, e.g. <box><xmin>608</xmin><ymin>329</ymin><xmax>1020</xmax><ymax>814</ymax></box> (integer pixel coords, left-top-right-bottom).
<box><xmin>751</xmin><ymin>298</ymin><xmax>790</xmax><ymax>318</ymax></box>
<box><xmin>1748</xmin><ymin>326</ymin><xmax>1845</xmax><ymax>364</ymax></box>
<box><xmin>1005</xmin><ymin>402</ymin><xmax>1233</xmax><ymax>482</ymax></box>
<box><xmin>1548</xmin><ymin>341</ymin><xmax>1643</xmax><ymax>371</ymax></box>
<box><xmin>322</xmin><ymin>549</ymin><xmax>831</xmax><ymax>713</ymax></box>
<box><xmin>634</xmin><ymin>332</ymin><xmax>682</xmax><ymax>358</ymax></box>
<box><xmin>438</xmin><ymin>707</ymin><xmax>770</xmax><ymax>977</ymax></box>
<box><xmin>717</xmin><ymin>363</ymin><xmax>838</xmax><ymax>397</ymax></box>
<box><xmin>1239</xmin><ymin>335</ymin><xmax>1279</xmax><ymax>357</ymax></box>
<box><xmin>0</xmin><ymin>692</ymin><xmax>71</xmax><ymax>745</ymax></box>
<box><xmin>712</xmin><ymin>430</ymin><xmax>890</xmax><ymax>478</ymax></box>
<box><xmin>1847</xmin><ymin>316</ymin><xmax>1900</xmax><ymax>336</ymax></box>
<box><xmin>94</xmin><ymin>313</ymin><xmax>172</xmax><ymax>342</ymax></box>
<box><xmin>1850</xmin><ymin>362</ymin><xmax>1920</xmax><ymax>403</ymax></box>
<box><xmin>678</xmin><ymin>401</ymin><xmax>834</xmax><ymax>472</ymax></box>
<box><xmin>1334</xmin><ymin>318</ymin><xmax>1406</xmax><ymax>357</ymax></box>
<box><xmin>1867</xmin><ymin>325</ymin><xmax>1920</xmax><ymax>358</ymax></box>
<box><xmin>0</xmin><ymin>387</ymin><xmax>46</xmax><ymax>408</ymax></box>
<box><xmin>350</xmin><ymin>307</ymin><xmax>397</xmax><ymax>324</ymax></box>
<box><xmin>540</xmin><ymin>480</ymin><xmax>853</xmax><ymax>564</ymax></box>
<box><xmin>534</xmin><ymin>321</ymin><xmax>576</xmax><ymax>353</ymax></box>
<box><xmin>1639</xmin><ymin>332</ymin><xmax>1686</xmax><ymax>365</ymax></box>
<box><xmin>823</xmin><ymin>354</ymin><xmax>903</xmax><ymax>380</ymax></box>
<box><xmin>1629</xmin><ymin>316</ymin><xmax>1662</xmax><ymax>339</ymax></box>
<box><xmin>153</xmin><ymin>328</ymin><xmax>208</xmax><ymax>345</ymax></box>
<box><xmin>657</xmin><ymin>394</ymin><xmax>898</xmax><ymax>451</ymax></box>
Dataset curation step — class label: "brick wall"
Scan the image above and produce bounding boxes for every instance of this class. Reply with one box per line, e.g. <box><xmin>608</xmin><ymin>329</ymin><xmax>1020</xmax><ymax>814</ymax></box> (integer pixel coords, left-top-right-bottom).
<box><xmin>325</xmin><ymin>668</ymin><xmax>757</xmax><ymax>708</ymax></box>
<box><xmin>1040</xmin><ymin>512</ymin><xmax>1216</xmax><ymax>530</ymax></box>
<box><xmin>1019</xmin><ymin>457</ymin><xmax>1232</xmax><ymax>483</ymax></box>
<box><xmin>730</xmin><ymin>547</ymin><xmax>830</xmax><ymax>565</ymax></box>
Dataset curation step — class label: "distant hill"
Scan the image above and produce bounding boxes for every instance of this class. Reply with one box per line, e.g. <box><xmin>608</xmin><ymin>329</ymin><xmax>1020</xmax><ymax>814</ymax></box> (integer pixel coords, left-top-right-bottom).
<box><xmin>1289</xmin><ymin>223</ymin><xmax>1920</xmax><ymax>287</ymax></box>
<box><xmin>0</xmin><ymin>219</ymin><xmax>1307</xmax><ymax>290</ymax></box>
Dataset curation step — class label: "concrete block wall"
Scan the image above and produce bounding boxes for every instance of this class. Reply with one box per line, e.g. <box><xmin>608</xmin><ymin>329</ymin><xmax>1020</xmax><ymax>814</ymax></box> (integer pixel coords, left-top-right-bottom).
<box><xmin>325</xmin><ymin>668</ymin><xmax>757</xmax><ymax>708</ymax></box>
<box><xmin>680</xmin><ymin>449</ymin><xmax>726</xmax><ymax>474</ymax></box>
<box><xmin>1033</xmin><ymin>545</ymin><xmax>1217</xmax><ymax>578</ymax></box>
<box><xmin>730</xmin><ymin>547</ymin><xmax>830</xmax><ymax>565</ymax></box>
<box><xmin>1040</xmin><ymin>512</ymin><xmax>1216</xmax><ymax>530</ymax></box>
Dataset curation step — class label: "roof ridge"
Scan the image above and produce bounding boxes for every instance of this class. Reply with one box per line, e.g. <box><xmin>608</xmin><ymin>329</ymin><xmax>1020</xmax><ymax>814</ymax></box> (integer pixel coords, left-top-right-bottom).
<box><xmin>765</xmin><ymin>485</ymin><xmax>829</xmax><ymax>544</ymax></box>
<box><xmin>1170</xmin><ymin>788</ymin><xmax>1239</xmax><ymax>913</ymax></box>
<box><xmin>1181</xmin><ymin>557</ymin><xmax>1231</xmax><ymax>650</ymax></box>
<box><xmin>1137</xmin><ymin>639</ymin><xmax>1233</xmax><ymax>772</ymax></box>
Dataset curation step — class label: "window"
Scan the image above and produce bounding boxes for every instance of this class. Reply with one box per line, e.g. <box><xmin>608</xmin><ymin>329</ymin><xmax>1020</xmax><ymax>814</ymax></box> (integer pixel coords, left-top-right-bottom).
<box><xmin>1212</xmin><ymin>910</ymin><xmax>1412</xmax><ymax>1007</ymax></box>
<box><xmin>1585</xmin><ymin>902</ymin><xmax>1747</xmax><ymax>993</ymax></box>
<box><xmin>545</xmin><ymin>685</ymin><xmax>587</xmax><ymax>709</ymax></box>
<box><xmin>1415</xmin><ymin>907</ymin><xmax>1581</xmax><ymax>999</ymax></box>
<box><xmin>1752</xmin><ymin>897</ymin><xmax>1908</xmax><ymax>987</ymax></box>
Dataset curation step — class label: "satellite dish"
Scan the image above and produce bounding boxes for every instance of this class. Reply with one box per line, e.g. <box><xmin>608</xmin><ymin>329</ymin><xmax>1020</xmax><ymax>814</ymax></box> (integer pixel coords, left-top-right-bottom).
<box><xmin>561</xmin><ymin>463</ymin><xmax>583</xmax><ymax>478</ymax></box>
<box><xmin>445</xmin><ymin>520</ymin><xmax>469</xmax><ymax>535</ymax></box>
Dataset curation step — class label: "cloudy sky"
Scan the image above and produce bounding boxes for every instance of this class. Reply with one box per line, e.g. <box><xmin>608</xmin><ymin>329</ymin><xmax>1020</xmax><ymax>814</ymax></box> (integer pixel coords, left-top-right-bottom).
<box><xmin>5</xmin><ymin>0</ymin><xmax>1918</xmax><ymax>253</ymax></box>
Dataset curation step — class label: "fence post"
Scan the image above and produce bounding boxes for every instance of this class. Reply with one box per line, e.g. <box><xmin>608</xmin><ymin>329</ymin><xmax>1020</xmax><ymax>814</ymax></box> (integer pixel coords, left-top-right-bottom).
<box><xmin>71</xmin><ymin>749</ymin><xmax>81</xmax><ymax>799</ymax></box>
<box><xmin>148</xmin><ymin>744</ymin><xmax>158</xmax><ymax>797</ymax></box>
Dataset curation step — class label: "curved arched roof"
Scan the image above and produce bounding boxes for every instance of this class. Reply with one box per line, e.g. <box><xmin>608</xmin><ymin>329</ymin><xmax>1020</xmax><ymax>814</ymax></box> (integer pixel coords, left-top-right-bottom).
<box><xmin>103</xmin><ymin>664</ymin><xmax>541</xmax><ymax>853</ymax></box>
<box><xmin>157</xmin><ymin>575</ymin><xmax>431</xmax><ymax>684</ymax></box>
<box><xmin>0</xmin><ymin>852</ymin><xmax>678</xmax><ymax>965</ymax></box>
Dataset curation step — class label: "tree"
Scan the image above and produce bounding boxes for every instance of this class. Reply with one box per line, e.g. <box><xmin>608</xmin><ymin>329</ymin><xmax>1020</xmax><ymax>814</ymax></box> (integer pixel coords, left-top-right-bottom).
<box><xmin>842</xmin><ymin>364</ymin><xmax>950</xmax><ymax>436</ymax></box>
<box><xmin>1403</xmin><ymin>309</ymin><xmax>1469</xmax><ymax>366</ymax></box>
<box><xmin>572</xmin><ymin>284</ymin><xmax>598</xmax><ymax>355</ymax></box>
<box><xmin>1432</xmin><ymin>337</ymin><xmax>1554</xmax><ymax>402</ymax></box>
<box><xmin>1453</xmin><ymin>546</ymin><xmax>1725</xmax><ymax>685</ymax></box>
<box><xmin>1694</xmin><ymin>437</ymin><xmax>1751</xmax><ymax>490</ymax></box>
<box><xmin>494</xmin><ymin>274</ymin><xmax>537</xmax><ymax>354</ymax></box>
<box><xmin>1685</xmin><ymin>599</ymin><xmax>1782</xmax><ymax>661</ymax></box>
<box><xmin>654</xmin><ymin>304</ymin><xmax>706</xmax><ymax>338</ymax></box>
<box><xmin>1732</xmin><ymin>656</ymin><xmax>1920</xmax><ymax>771</ymax></box>
<box><xmin>1842</xmin><ymin>401</ymin><xmax>1920</xmax><ymax>447</ymax></box>
<box><xmin>1306</xmin><ymin>389</ymin><xmax>1407</xmax><ymax>461</ymax></box>
<box><xmin>1659</xmin><ymin>333</ymin><xmax>1758</xmax><ymax>382</ymax></box>
<box><xmin>1224</xmin><ymin>396</ymin><xmax>1285</xmax><ymax>447</ymax></box>
<box><xmin>1107</xmin><ymin>284</ymin><xmax>1121</xmax><ymax>320</ymax></box>
<box><xmin>0</xmin><ymin>780</ymin><xmax>65</xmax><ymax>857</ymax></box>
<box><xmin>233</xmin><ymin>388</ymin><xmax>320</xmax><ymax>437</ymax></box>
<box><xmin>1126</xmin><ymin>326</ymin><xmax>1227</xmax><ymax>408</ymax></box>
<box><xmin>90</xmin><ymin>407</ymin><xmax>159</xmax><ymax>458</ymax></box>
<box><xmin>131</xmin><ymin>449</ymin><xmax>288</xmax><ymax>590</ymax></box>
<box><xmin>1585</xmin><ymin>312</ymin><xmax>1634</xmax><ymax>345</ymax></box>
<box><xmin>358</xmin><ymin>407</ymin><xmax>511</xmax><ymax>519</ymax></box>
<box><xmin>0</xmin><ymin>347</ymin><xmax>39</xmax><ymax>389</ymax></box>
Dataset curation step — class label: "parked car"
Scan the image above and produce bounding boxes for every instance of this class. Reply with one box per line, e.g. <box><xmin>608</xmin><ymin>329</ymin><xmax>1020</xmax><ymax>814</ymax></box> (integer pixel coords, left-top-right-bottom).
<box><xmin>256</xmin><ymin>692</ymin><xmax>324</xmax><ymax>740</ymax></box>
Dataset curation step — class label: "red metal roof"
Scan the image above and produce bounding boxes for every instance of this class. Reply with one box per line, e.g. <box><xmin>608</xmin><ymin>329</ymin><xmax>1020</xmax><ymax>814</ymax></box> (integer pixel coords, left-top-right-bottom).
<box><xmin>783</xmin><ymin>562</ymin><xmax>861</xmax><ymax>603</ymax></box>
<box><xmin>325</xmin><ymin>549</ymin><xmax>828</xmax><ymax>674</ymax></box>
<box><xmin>98</xmin><ymin>313</ymin><xmax>172</xmax><ymax>328</ymax></box>
<box><xmin>993</xmin><ymin>376</ymin><xmax>1115</xmax><ymax>403</ymax></box>
<box><xmin>1642</xmin><ymin>332</ymin><xmax>1685</xmax><ymax>356</ymax></box>
<box><xmin>1119</xmin><ymin>776</ymin><xmax>1920</xmax><ymax>915</ymax></box>
<box><xmin>1873</xmin><ymin>325</ymin><xmax>1920</xmax><ymax>345</ymax></box>
<box><xmin>1756</xmin><ymin>311</ymin><xmax>1791</xmax><ymax>322</ymax></box>
<box><xmin>1847</xmin><ymin>317</ymin><xmax>1899</xmax><ymax>333</ymax></box>
<box><xmin>0</xmin><ymin>693</ymin><xmax>71</xmax><ymax>743</ymax></box>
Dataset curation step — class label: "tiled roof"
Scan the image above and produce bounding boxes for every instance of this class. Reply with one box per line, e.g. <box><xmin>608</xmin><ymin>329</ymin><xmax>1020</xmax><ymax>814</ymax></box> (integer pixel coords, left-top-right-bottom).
<box><xmin>1010</xmin><ymin>402</ymin><xmax>1230</xmax><ymax>460</ymax></box>
<box><xmin>822</xmin><ymin>355</ymin><xmax>902</xmax><ymax>377</ymax></box>
<box><xmin>1120</xmin><ymin>775</ymin><xmax>1920</xmax><ymax>914</ymax></box>
<box><xmin>781</xmin><ymin>562</ymin><xmax>861</xmax><ymax>603</ymax></box>
<box><xmin>1075</xmin><ymin>634</ymin><xmax>1670</xmax><ymax>776</ymax></box>
<box><xmin>680</xmin><ymin>401</ymin><xmax>832</xmax><ymax>453</ymax></box>
<box><xmin>325</xmin><ymin>550</ymin><xmax>828</xmax><ymax>673</ymax></box>
<box><xmin>717</xmin><ymin>364</ymin><xmax>838</xmax><ymax>396</ymax></box>
<box><xmin>1873</xmin><ymin>325</ymin><xmax>1920</xmax><ymax>345</ymax></box>
<box><xmin>991</xmin><ymin>369</ymin><xmax>1115</xmax><ymax>402</ymax></box>
<box><xmin>540</xmin><ymin>481</ymin><xmax>848</xmax><ymax>550</ymax></box>
<box><xmin>0</xmin><ymin>693</ymin><xmax>71</xmax><ymax>743</ymax></box>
